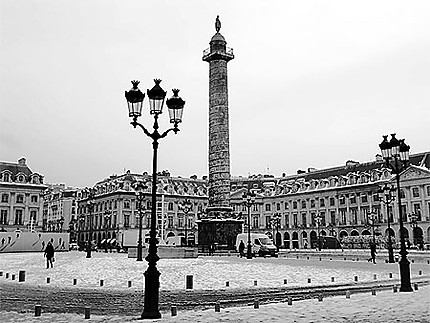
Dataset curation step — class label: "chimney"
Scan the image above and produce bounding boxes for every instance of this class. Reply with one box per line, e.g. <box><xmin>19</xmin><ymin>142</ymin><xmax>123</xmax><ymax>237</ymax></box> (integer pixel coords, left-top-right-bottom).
<box><xmin>18</xmin><ymin>157</ymin><xmax>26</xmax><ymax>166</ymax></box>
<box><xmin>375</xmin><ymin>154</ymin><xmax>383</xmax><ymax>162</ymax></box>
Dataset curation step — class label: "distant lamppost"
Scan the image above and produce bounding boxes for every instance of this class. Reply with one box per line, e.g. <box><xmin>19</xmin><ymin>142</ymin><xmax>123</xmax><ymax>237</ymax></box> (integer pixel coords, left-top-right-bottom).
<box><xmin>379</xmin><ymin>133</ymin><xmax>413</xmax><ymax>292</ymax></box>
<box><xmin>367</xmin><ymin>212</ymin><xmax>379</xmax><ymax>244</ymax></box>
<box><xmin>84</xmin><ymin>188</ymin><xmax>96</xmax><ymax>259</ymax></box>
<box><xmin>78</xmin><ymin>215</ymin><xmax>85</xmax><ymax>249</ymax></box>
<box><xmin>179</xmin><ymin>199</ymin><xmax>193</xmax><ymax>246</ymax></box>
<box><xmin>125</xmin><ymin>79</ymin><xmax>185</xmax><ymax>319</ymax></box>
<box><xmin>378</xmin><ymin>184</ymin><xmax>396</xmax><ymax>263</ymax></box>
<box><xmin>242</xmin><ymin>191</ymin><xmax>256</xmax><ymax>259</ymax></box>
<box><xmin>103</xmin><ymin>210</ymin><xmax>111</xmax><ymax>253</ymax></box>
<box><xmin>271</xmin><ymin>213</ymin><xmax>281</xmax><ymax>250</ymax></box>
<box><xmin>409</xmin><ymin>213</ymin><xmax>419</xmax><ymax>246</ymax></box>
<box><xmin>134</xmin><ymin>180</ymin><xmax>148</xmax><ymax>261</ymax></box>
<box><xmin>58</xmin><ymin>216</ymin><xmax>64</xmax><ymax>233</ymax></box>
<box><xmin>314</xmin><ymin>213</ymin><xmax>323</xmax><ymax>251</ymax></box>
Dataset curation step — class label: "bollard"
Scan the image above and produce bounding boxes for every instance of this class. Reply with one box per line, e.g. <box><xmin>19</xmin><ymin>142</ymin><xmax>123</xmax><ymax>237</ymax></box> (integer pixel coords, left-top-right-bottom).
<box><xmin>318</xmin><ymin>294</ymin><xmax>323</xmax><ymax>302</ymax></box>
<box><xmin>254</xmin><ymin>299</ymin><xmax>259</xmax><ymax>309</ymax></box>
<box><xmin>47</xmin><ymin>277</ymin><xmax>51</xmax><ymax>284</ymax></box>
<box><xmin>73</xmin><ymin>278</ymin><xmax>77</xmax><ymax>285</ymax></box>
<box><xmin>84</xmin><ymin>307</ymin><xmax>91</xmax><ymax>319</ymax></box>
<box><xmin>419</xmin><ymin>270</ymin><xmax>422</xmax><ymax>276</ymax></box>
<box><xmin>331</xmin><ymin>277</ymin><xmax>335</xmax><ymax>282</ymax></box>
<box><xmin>389</xmin><ymin>273</ymin><xmax>393</xmax><ymax>279</ymax></box>
<box><xmin>11</xmin><ymin>274</ymin><xmax>15</xmax><ymax>280</ymax></box>
<box><xmin>411</xmin><ymin>259</ymin><xmax>414</xmax><ymax>263</ymax></box>
<box><xmin>0</xmin><ymin>271</ymin><xmax>2</xmax><ymax>276</ymax></box>
<box><xmin>414</xmin><ymin>283</ymin><xmax>419</xmax><ymax>290</ymax></box>
<box><xmin>35</xmin><ymin>305</ymin><xmax>42</xmax><ymax>317</ymax></box>
<box><xmin>330</xmin><ymin>258</ymin><xmax>332</xmax><ymax>261</ymax></box>
<box><xmin>393</xmin><ymin>285</ymin><xmax>397</xmax><ymax>293</ymax></box>
<box><xmin>215</xmin><ymin>301</ymin><xmax>220</xmax><ymax>312</ymax></box>
<box><xmin>171</xmin><ymin>306</ymin><xmax>177</xmax><ymax>316</ymax></box>
<box><xmin>128</xmin><ymin>281</ymin><xmax>132</xmax><ymax>288</ymax></box>
<box><xmin>307</xmin><ymin>278</ymin><xmax>311</xmax><ymax>284</ymax></box>
<box><xmin>354</xmin><ymin>276</ymin><xmax>358</xmax><ymax>282</ymax></box>
<box><xmin>186</xmin><ymin>275</ymin><xmax>193</xmax><ymax>290</ymax></box>
<box><xmin>100</xmin><ymin>279</ymin><xmax>104</xmax><ymax>287</ymax></box>
<box><xmin>427</xmin><ymin>260</ymin><xmax>429</xmax><ymax>265</ymax></box>
<box><xmin>371</xmin><ymin>289</ymin><xmax>376</xmax><ymax>296</ymax></box>
<box><xmin>284</xmin><ymin>279</ymin><xmax>288</xmax><ymax>284</ymax></box>
<box><xmin>297</xmin><ymin>256</ymin><xmax>299</xmax><ymax>259</ymax></box>
<box><xmin>226</xmin><ymin>281</ymin><xmax>229</xmax><ymax>287</ymax></box>
<box><xmin>254</xmin><ymin>280</ymin><xmax>258</xmax><ymax>286</ymax></box>
<box><xmin>356</xmin><ymin>258</ymin><xmax>359</xmax><ymax>262</ymax></box>
<box><xmin>307</xmin><ymin>257</ymin><xmax>309</xmax><ymax>260</ymax></box>
<box><xmin>373</xmin><ymin>274</ymin><xmax>377</xmax><ymax>280</ymax></box>
<box><xmin>19</xmin><ymin>270</ymin><xmax>25</xmax><ymax>282</ymax></box>
<box><xmin>319</xmin><ymin>257</ymin><xmax>321</xmax><ymax>261</ymax></box>
<box><xmin>287</xmin><ymin>296</ymin><xmax>293</xmax><ymax>305</ymax></box>
<box><xmin>5</xmin><ymin>273</ymin><xmax>9</xmax><ymax>279</ymax></box>
<box><xmin>346</xmin><ymin>291</ymin><xmax>351</xmax><ymax>299</ymax></box>
<box><xmin>344</xmin><ymin>257</ymin><xmax>346</xmax><ymax>260</ymax></box>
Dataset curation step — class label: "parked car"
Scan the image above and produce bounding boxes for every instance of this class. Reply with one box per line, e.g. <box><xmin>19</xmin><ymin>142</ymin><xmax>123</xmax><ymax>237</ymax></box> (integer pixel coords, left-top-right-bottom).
<box><xmin>236</xmin><ymin>233</ymin><xmax>278</xmax><ymax>257</ymax></box>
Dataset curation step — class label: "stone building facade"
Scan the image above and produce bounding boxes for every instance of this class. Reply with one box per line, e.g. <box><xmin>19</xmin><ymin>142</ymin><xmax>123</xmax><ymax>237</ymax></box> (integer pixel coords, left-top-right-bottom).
<box><xmin>0</xmin><ymin>158</ymin><xmax>46</xmax><ymax>231</ymax></box>
<box><xmin>76</xmin><ymin>152</ymin><xmax>430</xmax><ymax>250</ymax></box>
<box><xmin>42</xmin><ymin>184</ymin><xmax>78</xmax><ymax>240</ymax></box>
<box><xmin>230</xmin><ymin>152</ymin><xmax>430</xmax><ymax>249</ymax></box>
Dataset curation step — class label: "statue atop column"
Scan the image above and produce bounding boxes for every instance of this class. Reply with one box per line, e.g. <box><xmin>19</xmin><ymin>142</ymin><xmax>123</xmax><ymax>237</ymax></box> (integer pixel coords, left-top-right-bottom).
<box><xmin>215</xmin><ymin>15</ymin><xmax>221</xmax><ymax>33</ymax></box>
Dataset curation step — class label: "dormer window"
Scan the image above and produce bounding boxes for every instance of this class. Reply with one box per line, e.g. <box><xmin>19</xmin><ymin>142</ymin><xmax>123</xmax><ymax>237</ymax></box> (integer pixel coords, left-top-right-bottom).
<box><xmin>3</xmin><ymin>173</ymin><xmax>10</xmax><ymax>182</ymax></box>
<box><xmin>18</xmin><ymin>175</ymin><xmax>25</xmax><ymax>183</ymax></box>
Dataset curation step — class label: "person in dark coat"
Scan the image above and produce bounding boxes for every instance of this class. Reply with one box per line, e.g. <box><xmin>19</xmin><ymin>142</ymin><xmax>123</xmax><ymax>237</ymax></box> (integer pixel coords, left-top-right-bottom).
<box><xmin>238</xmin><ymin>240</ymin><xmax>245</xmax><ymax>258</ymax></box>
<box><xmin>44</xmin><ymin>241</ymin><xmax>55</xmax><ymax>268</ymax></box>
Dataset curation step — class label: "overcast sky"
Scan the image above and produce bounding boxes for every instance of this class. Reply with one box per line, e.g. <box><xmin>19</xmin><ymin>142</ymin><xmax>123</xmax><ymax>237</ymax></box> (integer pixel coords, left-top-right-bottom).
<box><xmin>1</xmin><ymin>1</ymin><xmax>429</xmax><ymax>188</ymax></box>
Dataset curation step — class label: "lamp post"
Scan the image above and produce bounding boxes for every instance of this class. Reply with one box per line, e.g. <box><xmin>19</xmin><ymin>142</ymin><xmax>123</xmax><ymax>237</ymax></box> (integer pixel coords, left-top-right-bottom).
<box><xmin>409</xmin><ymin>213</ymin><xmax>418</xmax><ymax>247</ymax></box>
<box><xmin>314</xmin><ymin>213</ymin><xmax>323</xmax><ymax>251</ymax></box>
<box><xmin>133</xmin><ymin>180</ymin><xmax>147</xmax><ymax>261</ymax></box>
<box><xmin>125</xmin><ymin>79</ymin><xmax>185</xmax><ymax>319</ymax></box>
<box><xmin>58</xmin><ymin>216</ymin><xmax>64</xmax><ymax>233</ymax></box>
<box><xmin>179</xmin><ymin>199</ymin><xmax>192</xmax><ymax>246</ymax></box>
<box><xmin>242</xmin><ymin>191</ymin><xmax>256</xmax><ymax>259</ymax></box>
<box><xmin>378</xmin><ymin>184</ymin><xmax>396</xmax><ymax>263</ymax></box>
<box><xmin>379</xmin><ymin>133</ymin><xmax>413</xmax><ymax>292</ymax></box>
<box><xmin>103</xmin><ymin>210</ymin><xmax>111</xmax><ymax>253</ymax></box>
<box><xmin>367</xmin><ymin>212</ymin><xmax>378</xmax><ymax>244</ymax></box>
<box><xmin>85</xmin><ymin>188</ymin><xmax>96</xmax><ymax>259</ymax></box>
<box><xmin>78</xmin><ymin>215</ymin><xmax>85</xmax><ymax>250</ymax></box>
<box><xmin>271</xmin><ymin>213</ymin><xmax>281</xmax><ymax>251</ymax></box>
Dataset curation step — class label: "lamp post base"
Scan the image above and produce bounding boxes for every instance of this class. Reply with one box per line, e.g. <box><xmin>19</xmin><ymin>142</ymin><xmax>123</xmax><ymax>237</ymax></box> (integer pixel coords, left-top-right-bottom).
<box><xmin>399</xmin><ymin>257</ymin><xmax>413</xmax><ymax>292</ymax></box>
<box><xmin>246</xmin><ymin>244</ymin><xmax>253</xmax><ymax>259</ymax></box>
<box><xmin>141</xmin><ymin>266</ymin><xmax>161</xmax><ymax>319</ymax></box>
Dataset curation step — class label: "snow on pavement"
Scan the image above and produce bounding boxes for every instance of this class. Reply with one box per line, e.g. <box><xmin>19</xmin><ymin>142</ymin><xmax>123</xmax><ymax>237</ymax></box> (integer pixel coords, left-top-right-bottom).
<box><xmin>1</xmin><ymin>284</ymin><xmax>429</xmax><ymax>322</ymax></box>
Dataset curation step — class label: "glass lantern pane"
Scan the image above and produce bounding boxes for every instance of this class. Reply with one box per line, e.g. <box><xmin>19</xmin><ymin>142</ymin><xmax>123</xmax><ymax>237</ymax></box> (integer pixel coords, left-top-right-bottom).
<box><xmin>149</xmin><ymin>97</ymin><xmax>165</xmax><ymax>115</ymax></box>
<box><xmin>169</xmin><ymin>107</ymin><xmax>183</xmax><ymax>123</ymax></box>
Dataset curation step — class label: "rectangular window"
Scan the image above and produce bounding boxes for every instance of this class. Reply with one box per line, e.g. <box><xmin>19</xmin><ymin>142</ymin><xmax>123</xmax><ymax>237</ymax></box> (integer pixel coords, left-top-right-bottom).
<box><xmin>31</xmin><ymin>195</ymin><xmax>38</xmax><ymax>203</ymax></box>
<box><xmin>427</xmin><ymin>186</ymin><xmax>430</xmax><ymax>197</ymax></box>
<box><xmin>330</xmin><ymin>211</ymin><xmax>336</xmax><ymax>224</ymax></box>
<box><xmin>320</xmin><ymin>212</ymin><xmax>326</xmax><ymax>226</ymax></box>
<box><xmin>284</xmin><ymin>213</ymin><xmax>289</xmax><ymax>228</ymax></box>
<box><xmin>310</xmin><ymin>200</ymin><xmax>315</xmax><ymax>208</ymax></box>
<box><xmin>320</xmin><ymin>199</ymin><xmax>325</xmax><ymax>207</ymax></box>
<box><xmin>124</xmin><ymin>215</ymin><xmax>130</xmax><ymax>228</ymax></box>
<box><xmin>30</xmin><ymin>210</ymin><xmax>37</xmax><ymax>221</ymax></box>
<box><xmin>265</xmin><ymin>204</ymin><xmax>271</xmax><ymax>212</ymax></box>
<box><xmin>16</xmin><ymin>195</ymin><xmax>24</xmax><ymax>204</ymax></box>
<box><xmin>15</xmin><ymin>209</ymin><xmax>23</xmax><ymax>225</ymax></box>
<box><xmin>124</xmin><ymin>200</ymin><xmax>130</xmax><ymax>209</ymax></box>
<box><xmin>252</xmin><ymin>215</ymin><xmax>259</xmax><ymax>229</ymax></box>
<box><xmin>284</xmin><ymin>202</ymin><xmax>289</xmax><ymax>210</ymax></box>
<box><xmin>373</xmin><ymin>194</ymin><xmax>379</xmax><ymax>202</ymax></box>
<box><xmin>301</xmin><ymin>201</ymin><xmax>307</xmax><ymax>209</ymax></box>
<box><xmin>253</xmin><ymin>204</ymin><xmax>259</xmax><ymax>211</ymax></box>
<box><xmin>330</xmin><ymin>197</ymin><xmax>335</xmax><ymax>207</ymax></box>
<box><xmin>401</xmin><ymin>205</ymin><xmax>407</xmax><ymax>221</ymax></box>
<box><xmin>265</xmin><ymin>216</ymin><xmax>271</xmax><ymax>228</ymax></box>
<box><xmin>412</xmin><ymin>187</ymin><xmax>420</xmax><ymax>198</ymax></box>
<box><xmin>413</xmin><ymin>204</ymin><xmax>422</xmax><ymax>220</ymax></box>
<box><xmin>178</xmin><ymin>216</ymin><xmax>184</xmax><ymax>228</ymax></box>
<box><xmin>361</xmin><ymin>194</ymin><xmax>368</xmax><ymax>203</ymax></box>
<box><xmin>339</xmin><ymin>196</ymin><xmax>345</xmax><ymax>205</ymax></box>
<box><xmin>350</xmin><ymin>195</ymin><xmax>356</xmax><ymax>204</ymax></box>
<box><xmin>1</xmin><ymin>194</ymin><xmax>8</xmax><ymax>203</ymax></box>
<box><xmin>168</xmin><ymin>202</ymin><xmax>174</xmax><ymax>211</ymax></box>
<box><xmin>400</xmin><ymin>189</ymin><xmax>406</xmax><ymax>199</ymax></box>
<box><xmin>301</xmin><ymin>213</ymin><xmax>307</xmax><ymax>227</ymax></box>
<box><xmin>0</xmin><ymin>210</ymin><xmax>7</xmax><ymax>224</ymax></box>
<box><xmin>293</xmin><ymin>201</ymin><xmax>298</xmax><ymax>209</ymax></box>
<box><xmin>293</xmin><ymin>213</ymin><xmax>298</xmax><ymax>227</ymax></box>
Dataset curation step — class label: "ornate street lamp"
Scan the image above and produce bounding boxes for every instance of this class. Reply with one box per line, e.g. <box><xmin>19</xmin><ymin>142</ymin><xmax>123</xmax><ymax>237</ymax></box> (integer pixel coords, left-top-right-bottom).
<box><xmin>378</xmin><ymin>184</ymin><xmax>396</xmax><ymax>263</ymax></box>
<box><xmin>179</xmin><ymin>199</ymin><xmax>193</xmax><ymax>246</ymax></box>
<box><xmin>242</xmin><ymin>191</ymin><xmax>256</xmax><ymax>259</ymax></box>
<box><xmin>125</xmin><ymin>79</ymin><xmax>185</xmax><ymax>319</ymax></box>
<box><xmin>85</xmin><ymin>188</ymin><xmax>96</xmax><ymax>259</ymax></box>
<box><xmin>379</xmin><ymin>134</ymin><xmax>413</xmax><ymax>292</ymax></box>
<box><xmin>103</xmin><ymin>210</ymin><xmax>111</xmax><ymax>253</ymax></box>
<box><xmin>133</xmin><ymin>180</ymin><xmax>148</xmax><ymax>261</ymax></box>
<box><xmin>271</xmin><ymin>213</ymin><xmax>281</xmax><ymax>250</ymax></box>
<box><xmin>314</xmin><ymin>213</ymin><xmax>323</xmax><ymax>251</ymax></box>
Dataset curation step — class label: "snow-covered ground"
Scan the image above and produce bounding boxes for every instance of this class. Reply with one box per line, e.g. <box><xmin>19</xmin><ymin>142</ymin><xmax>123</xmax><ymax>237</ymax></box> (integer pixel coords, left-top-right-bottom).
<box><xmin>1</xmin><ymin>251</ymin><xmax>428</xmax><ymax>290</ymax></box>
<box><xmin>1</xmin><ymin>284</ymin><xmax>429</xmax><ymax>322</ymax></box>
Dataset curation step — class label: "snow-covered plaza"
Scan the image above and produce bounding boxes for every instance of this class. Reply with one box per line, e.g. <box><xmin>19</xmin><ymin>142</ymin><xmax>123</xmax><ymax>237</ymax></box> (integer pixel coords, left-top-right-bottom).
<box><xmin>1</xmin><ymin>251</ymin><xmax>429</xmax><ymax>322</ymax></box>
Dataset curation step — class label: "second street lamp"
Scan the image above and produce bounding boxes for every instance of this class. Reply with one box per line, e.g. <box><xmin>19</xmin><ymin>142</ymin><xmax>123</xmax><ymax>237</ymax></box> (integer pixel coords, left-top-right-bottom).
<box><xmin>378</xmin><ymin>184</ymin><xmax>396</xmax><ymax>263</ymax></box>
<box><xmin>179</xmin><ymin>199</ymin><xmax>193</xmax><ymax>246</ymax></box>
<box><xmin>314</xmin><ymin>213</ymin><xmax>323</xmax><ymax>251</ymax></box>
<box><xmin>242</xmin><ymin>191</ymin><xmax>256</xmax><ymax>259</ymax></box>
<box><xmin>125</xmin><ymin>79</ymin><xmax>185</xmax><ymax>319</ymax></box>
<box><xmin>379</xmin><ymin>133</ymin><xmax>413</xmax><ymax>292</ymax></box>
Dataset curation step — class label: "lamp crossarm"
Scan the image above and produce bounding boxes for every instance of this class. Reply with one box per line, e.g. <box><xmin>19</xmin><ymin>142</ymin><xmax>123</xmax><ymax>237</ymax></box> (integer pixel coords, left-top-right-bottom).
<box><xmin>131</xmin><ymin>121</ymin><xmax>179</xmax><ymax>141</ymax></box>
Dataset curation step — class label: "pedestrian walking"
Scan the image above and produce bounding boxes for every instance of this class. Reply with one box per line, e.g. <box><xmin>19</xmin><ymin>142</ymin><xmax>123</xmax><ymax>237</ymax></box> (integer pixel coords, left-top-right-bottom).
<box><xmin>238</xmin><ymin>240</ymin><xmax>245</xmax><ymax>258</ymax></box>
<box><xmin>44</xmin><ymin>241</ymin><xmax>55</xmax><ymax>268</ymax></box>
<box><xmin>368</xmin><ymin>242</ymin><xmax>377</xmax><ymax>264</ymax></box>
